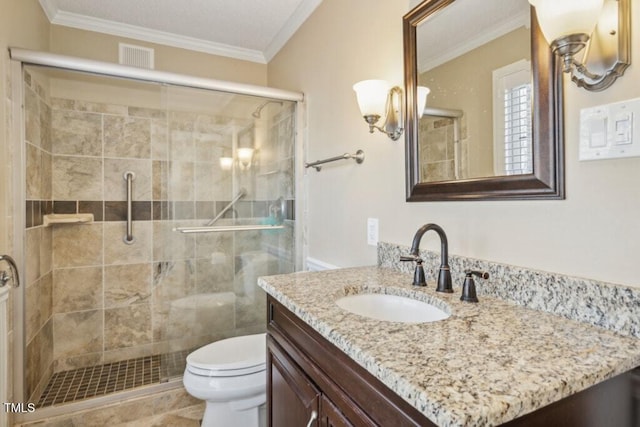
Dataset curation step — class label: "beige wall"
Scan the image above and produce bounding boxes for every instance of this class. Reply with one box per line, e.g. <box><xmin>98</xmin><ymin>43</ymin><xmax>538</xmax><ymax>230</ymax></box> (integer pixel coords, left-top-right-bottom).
<box><xmin>268</xmin><ymin>0</ymin><xmax>640</xmax><ymax>288</ymax></box>
<box><xmin>49</xmin><ymin>26</ymin><xmax>268</xmax><ymax>86</ymax></box>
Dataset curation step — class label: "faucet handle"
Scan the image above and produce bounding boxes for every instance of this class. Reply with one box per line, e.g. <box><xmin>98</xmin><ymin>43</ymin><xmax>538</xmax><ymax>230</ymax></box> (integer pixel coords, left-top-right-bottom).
<box><xmin>399</xmin><ymin>254</ymin><xmax>426</xmax><ymax>286</ymax></box>
<box><xmin>465</xmin><ymin>270</ymin><xmax>489</xmax><ymax>280</ymax></box>
<box><xmin>460</xmin><ymin>270</ymin><xmax>489</xmax><ymax>303</ymax></box>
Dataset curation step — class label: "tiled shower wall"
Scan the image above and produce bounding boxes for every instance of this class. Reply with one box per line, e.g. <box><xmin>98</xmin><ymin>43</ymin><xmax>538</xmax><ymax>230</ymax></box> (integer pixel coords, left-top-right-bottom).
<box><xmin>418</xmin><ymin>115</ymin><xmax>468</xmax><ymax>182</ymax></box>
<box><xmin>23</xmin><ymin>71</ymin><xmax>54</xmax><ymax>403</ymax></box>
<box><xmin>23</xmin><ymin>70</ymin><xmax>296</xmax><ymax>403</ymax></box>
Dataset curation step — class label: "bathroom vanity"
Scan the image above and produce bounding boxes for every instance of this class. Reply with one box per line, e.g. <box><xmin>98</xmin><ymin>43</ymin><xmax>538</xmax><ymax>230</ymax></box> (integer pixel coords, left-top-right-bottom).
<box><xmin>259</xmin><ymin>267</ymin><xmax>640</xmax><ymax>426</ymax></box>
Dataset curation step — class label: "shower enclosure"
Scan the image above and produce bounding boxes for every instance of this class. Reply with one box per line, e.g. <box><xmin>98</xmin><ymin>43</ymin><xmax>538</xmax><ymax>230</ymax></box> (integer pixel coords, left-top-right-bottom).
<box><xmin>418</xmin><ymin>107</ymin><xmax>464</xmax><ymax>182</ymax></box>
<box><xmin>10</xmin><ymin>50</ymin><xmax>302</xmax><ymax>420</ymax></box>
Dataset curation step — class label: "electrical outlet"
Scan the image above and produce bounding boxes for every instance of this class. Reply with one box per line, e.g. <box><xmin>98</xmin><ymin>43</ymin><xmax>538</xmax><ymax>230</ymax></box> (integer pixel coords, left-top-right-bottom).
<box><xmin>367</xmin><ymin>218</ymin><xmax>379</xmax><ymax>246</ymax></box>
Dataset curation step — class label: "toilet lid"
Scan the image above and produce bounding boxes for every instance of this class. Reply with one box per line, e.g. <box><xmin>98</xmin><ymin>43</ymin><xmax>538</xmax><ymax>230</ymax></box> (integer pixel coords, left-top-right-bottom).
<box><xmin>187</xmin><ymin>333</ymin><xmax>266</xmax><ymax>377</ymax></box>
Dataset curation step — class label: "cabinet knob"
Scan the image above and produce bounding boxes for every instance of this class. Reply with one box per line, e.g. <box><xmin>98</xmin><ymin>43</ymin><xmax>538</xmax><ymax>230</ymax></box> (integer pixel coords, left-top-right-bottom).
<box><xmin>306</xmin><ymin>410</ymin><xmax>318</xmax><ymax>427</ymax></box>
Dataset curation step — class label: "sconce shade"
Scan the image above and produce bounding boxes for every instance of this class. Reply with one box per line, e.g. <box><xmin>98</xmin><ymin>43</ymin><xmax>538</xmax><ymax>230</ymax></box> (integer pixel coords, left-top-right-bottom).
<box><xmin>529</xmin><ymin>0</ymin><xmax>604</xmax><ymax>45</ymax></box>
<box><xmin>353</xmin><ymin>79</ymin><xmax>390</xmax><ymax>117</ymax></box>
<box><xmin>219</xmin><ymin>157</ymin><xmax>233</xmax><ymax>170</ymax></box>
<box><xmin>237</xmin><ymin>148</ymin><xmax>254</xmax><ymax>167</ymax></box>
<box><xmin>417</xmin><ymin>86</ymin><xmax>430</xmax><ymax>117</ymax></box>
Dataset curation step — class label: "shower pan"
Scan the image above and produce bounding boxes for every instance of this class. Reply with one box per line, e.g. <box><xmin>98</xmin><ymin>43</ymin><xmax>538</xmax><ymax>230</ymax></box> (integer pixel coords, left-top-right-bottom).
<box><xmin>9</xmin><ymin>49</ymin><xmax>303</xmax><ymax>422</ymax></box>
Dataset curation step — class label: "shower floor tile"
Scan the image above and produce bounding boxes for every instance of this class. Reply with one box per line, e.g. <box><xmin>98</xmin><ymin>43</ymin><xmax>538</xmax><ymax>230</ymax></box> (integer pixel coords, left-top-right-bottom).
<box><xmin>36</xmin><ymin>350</ymin><xmax>191</xmax><ymax>408</ymax></box>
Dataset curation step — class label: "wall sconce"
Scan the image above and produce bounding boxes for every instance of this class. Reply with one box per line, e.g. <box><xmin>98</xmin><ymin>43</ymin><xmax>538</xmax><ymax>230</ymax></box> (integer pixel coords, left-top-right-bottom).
<box><xmin>219</xmin><ymin>149</ymin><xmax>254</xmax><ymax>171</ymax></box>
<box><xmin>528</xmin><ymin>0</ymin><xmax>630</xmax><ymax>91</ymax></box>
<box><xmin>353</xmin><ymin>79</ymin><xmax>430</xmax><ymax>141</ymax></box>
<box><xmin>236</xmin><ymin>148</ymin><xmax>254</xmax><ymax>169</ymax></box>
<box><xmin>219</xmin><ymin>156</ymin><xmax>233</xmax><ymax>171</ymax></box>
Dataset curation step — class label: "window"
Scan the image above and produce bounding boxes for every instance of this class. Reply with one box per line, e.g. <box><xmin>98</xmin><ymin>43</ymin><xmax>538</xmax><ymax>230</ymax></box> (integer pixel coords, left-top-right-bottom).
<box><xmin>493</xmin><ymin>60</ymin><xmax>532</xmax><ymax>176</ymax></box>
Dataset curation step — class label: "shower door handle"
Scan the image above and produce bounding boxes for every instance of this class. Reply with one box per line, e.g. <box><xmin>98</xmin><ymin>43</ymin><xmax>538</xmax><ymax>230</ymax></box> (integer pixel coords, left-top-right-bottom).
<box><xmin>123</xmin><ymin>171</ymin><xmax>136</xmax><ymax>245</ymax></box>
<box><xmin>0</xmin><ymin>254</ymin><xmax>20</xmax><ymax>288</ymax></box>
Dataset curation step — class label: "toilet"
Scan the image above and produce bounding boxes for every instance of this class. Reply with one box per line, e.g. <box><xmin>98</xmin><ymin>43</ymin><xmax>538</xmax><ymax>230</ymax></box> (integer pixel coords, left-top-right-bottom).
<box><xmin>183</xmin><ymin>333</ymin><xmax>267</xmax><ymax>427</ymax></box>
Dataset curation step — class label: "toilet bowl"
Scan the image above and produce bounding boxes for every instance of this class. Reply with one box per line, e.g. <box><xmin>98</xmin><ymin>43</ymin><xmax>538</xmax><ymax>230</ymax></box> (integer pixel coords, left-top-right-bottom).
<box><xmin>183</xmin><ymin>333</ymin><xmax>267</xmax><ymax>427</ymax></box>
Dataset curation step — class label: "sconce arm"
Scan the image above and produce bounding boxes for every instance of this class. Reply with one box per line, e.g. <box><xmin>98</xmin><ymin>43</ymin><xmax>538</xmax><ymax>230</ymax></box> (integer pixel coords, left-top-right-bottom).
<box><xmin>368</xmin><ymin>123</ymin><xmax>403</xmax><ymax>141</ymax></box>
<box><xmin>571</xmin><ymin>58</ymin><xmax>604</xmax><ymax>81</ymax></box>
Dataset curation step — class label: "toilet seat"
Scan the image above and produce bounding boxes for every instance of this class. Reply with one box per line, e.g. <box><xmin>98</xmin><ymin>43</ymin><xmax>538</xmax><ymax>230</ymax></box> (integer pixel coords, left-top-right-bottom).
<box><xmin>186</xmin><ymin>333</ymin><xmax>266</xmax><ymax>377</ymax></box>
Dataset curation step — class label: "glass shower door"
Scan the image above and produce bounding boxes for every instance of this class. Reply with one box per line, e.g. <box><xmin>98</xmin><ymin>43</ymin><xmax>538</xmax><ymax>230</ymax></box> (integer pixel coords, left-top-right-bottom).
<box><xmin>19</xmin><ymin>63</ymin><xmax>299</xmax><ymax>410</ymax></box>
<box><xmin>154</xmin><ymin>85</ymin><xmax>297</xmax><ymax>380</ymax></box>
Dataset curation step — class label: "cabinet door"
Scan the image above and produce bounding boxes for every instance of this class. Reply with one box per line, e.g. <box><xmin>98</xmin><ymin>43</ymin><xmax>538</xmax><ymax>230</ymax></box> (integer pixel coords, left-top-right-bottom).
<box><xmin>320</xmin><ymin>395</ymin><xmax>353</xmax><ymax>427</ymax></box>
<box><xmin>269</xmin><ymin>340</ymin><xmax>320</xmax><ymax>427</ymax></box>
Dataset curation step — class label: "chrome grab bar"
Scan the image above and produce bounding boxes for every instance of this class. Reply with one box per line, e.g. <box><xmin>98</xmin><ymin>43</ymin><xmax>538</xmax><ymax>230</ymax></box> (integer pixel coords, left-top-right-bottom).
<box><xmin>205</xmin><ymin>188</ymin><xmax>246</xmax><ymax>226</ymax></box>
<box><xmin>123</xmin><ymin>171</ymin><xmax>136</xmax><ymax>244</ymax></box>
<box><xmin>0</xmin><ymin>254</ymin><xmax>20</xmax><ymax>288</ymax></box>
<box><xmin>174</xmin><ymin>224</ymin><xmax>284</xmax><ymax>234</ymax></box>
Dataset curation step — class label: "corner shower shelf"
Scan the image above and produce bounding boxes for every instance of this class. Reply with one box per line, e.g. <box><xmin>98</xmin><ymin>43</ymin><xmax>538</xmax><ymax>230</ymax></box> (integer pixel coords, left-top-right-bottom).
<box><xmin>43</xmin><ymin>213</ymin><xmax>94</xmax><ymax>227</ymax></box>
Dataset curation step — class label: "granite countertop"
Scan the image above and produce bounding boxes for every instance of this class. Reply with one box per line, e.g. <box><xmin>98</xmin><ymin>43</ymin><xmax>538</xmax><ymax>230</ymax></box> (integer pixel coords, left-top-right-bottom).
<box><xmin>258</xmin><ymin>266</ymin><xmax>640</xmax><ymax>427</ymax></box>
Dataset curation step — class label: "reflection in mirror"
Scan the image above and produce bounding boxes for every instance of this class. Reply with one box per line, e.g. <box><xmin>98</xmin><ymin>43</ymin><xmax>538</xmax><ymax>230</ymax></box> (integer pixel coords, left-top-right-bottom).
<box><xmin>404</xmin><ymin>0</ymin><xmax>564</xmax><ymax>200</ymax></box>
<box><xmin>416</xmin><ymin>0</ymin><xmax>531</xmax><ymax>182</ymax></box>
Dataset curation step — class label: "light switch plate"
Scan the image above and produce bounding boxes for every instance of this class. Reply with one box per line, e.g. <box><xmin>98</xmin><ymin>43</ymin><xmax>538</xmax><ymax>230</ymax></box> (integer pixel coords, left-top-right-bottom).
<box><xmin>580</xmin><ymin>97</ymin><xmax>640</xmax><ymax>161</ymax></box>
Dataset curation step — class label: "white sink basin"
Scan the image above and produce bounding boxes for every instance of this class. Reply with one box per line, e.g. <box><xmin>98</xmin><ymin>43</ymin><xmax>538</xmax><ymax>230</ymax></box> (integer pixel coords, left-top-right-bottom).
<box><xmin>335</xmin><ymin>293</ymin><xmax>450</xmax><ymax>323</ymax></box>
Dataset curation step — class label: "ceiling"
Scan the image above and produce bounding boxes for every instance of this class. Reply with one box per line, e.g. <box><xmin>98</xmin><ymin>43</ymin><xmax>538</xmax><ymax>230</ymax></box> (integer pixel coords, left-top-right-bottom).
<box><xmin>38</xmin><ymin>0</ymin><xmax>323</xmax><ymax>64</ymax></box>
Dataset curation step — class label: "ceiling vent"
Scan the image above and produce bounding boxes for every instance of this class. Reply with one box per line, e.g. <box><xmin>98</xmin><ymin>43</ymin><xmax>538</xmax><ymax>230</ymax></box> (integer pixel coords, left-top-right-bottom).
<box><xmin>119</xmin><ymin>43</ymin><xmax>155</xmax><ymax>69</ymax></box>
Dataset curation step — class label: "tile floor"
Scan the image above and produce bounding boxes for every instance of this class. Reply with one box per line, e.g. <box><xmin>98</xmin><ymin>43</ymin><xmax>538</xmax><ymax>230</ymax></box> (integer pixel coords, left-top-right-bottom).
<box><xmin>37</xmin><ymin>350</ymin><xmax>190</xmax><ymax>408</ymax></box>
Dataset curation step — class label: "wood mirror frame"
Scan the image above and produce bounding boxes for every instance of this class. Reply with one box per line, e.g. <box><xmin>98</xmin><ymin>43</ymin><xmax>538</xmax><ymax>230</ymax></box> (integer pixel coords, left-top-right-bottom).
<box><xmin>403</xmin><ymin>0</ymin><xmax>564</xmax><ymax>201</ymax></box>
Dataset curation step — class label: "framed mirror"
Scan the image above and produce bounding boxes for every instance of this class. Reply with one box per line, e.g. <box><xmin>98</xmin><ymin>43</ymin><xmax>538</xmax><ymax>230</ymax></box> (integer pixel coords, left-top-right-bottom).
<box><xmin>403</xmin><ymin>0</ymin><xmax>564</xmax><ymax>201</ymax></box>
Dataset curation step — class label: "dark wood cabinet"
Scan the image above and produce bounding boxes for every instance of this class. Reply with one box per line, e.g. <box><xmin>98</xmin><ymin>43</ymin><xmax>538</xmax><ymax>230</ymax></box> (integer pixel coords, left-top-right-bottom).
<box><xmin>268</xmin><ymin>339</ymin><xmax>320</xmax><ymax>427</ymax></box>
<box><xmin>268</xmin><ymin>336</ymin><xmax>356</xmax><ymax>427</ymax></box>
<box><xmin>266</xmin><ymin>295</ymin><xmax>640</xmax><ymax>427</ymax></box>
<box><xmin>320</xmin><ymin>395</ymin><xmax>354</xmax><ymax>427</ymax></box>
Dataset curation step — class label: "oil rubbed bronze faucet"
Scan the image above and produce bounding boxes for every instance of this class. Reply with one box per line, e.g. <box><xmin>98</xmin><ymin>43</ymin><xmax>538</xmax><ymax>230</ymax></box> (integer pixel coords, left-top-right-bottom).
<box><xmin>400</xmin><ymin>223</ymin><xmax>453</xmax><ymax>293</ymax></box>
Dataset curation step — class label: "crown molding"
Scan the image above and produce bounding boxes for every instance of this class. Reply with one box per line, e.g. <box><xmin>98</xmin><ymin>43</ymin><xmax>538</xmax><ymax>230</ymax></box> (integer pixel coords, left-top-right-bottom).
<box><xmin>264</xmin><ymin>0</ymin><xmax>323</xmax><ymax>62</ymax></box>
<box><xmin>39</xmin><ymin>0</ymin><xmax>324</xmax><ymax>64</ymax></box>
<box><xmin>419</xmin><ymin>10</ymin><xmax>529</xmax><ymax>72</ymax></box>
<box><xmin>45</xmin><ymin>9</ymin><xmax>267</xmax><ymax>64</ymax></box>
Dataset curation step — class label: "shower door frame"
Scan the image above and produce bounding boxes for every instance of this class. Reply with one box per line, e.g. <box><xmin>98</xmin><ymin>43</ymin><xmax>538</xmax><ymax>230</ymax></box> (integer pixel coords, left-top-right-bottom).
<box><xmin>9</xmin><ymin>49</ymin><xmax>305</xmax><ymax>423</ymax></box>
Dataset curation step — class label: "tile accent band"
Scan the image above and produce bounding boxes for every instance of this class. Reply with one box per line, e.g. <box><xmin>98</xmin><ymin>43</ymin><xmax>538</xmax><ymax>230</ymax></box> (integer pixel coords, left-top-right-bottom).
<box><xmin>25</xmin><ymin>199</ymin><xmax>296</xmax><ymax>228</ymax></box>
